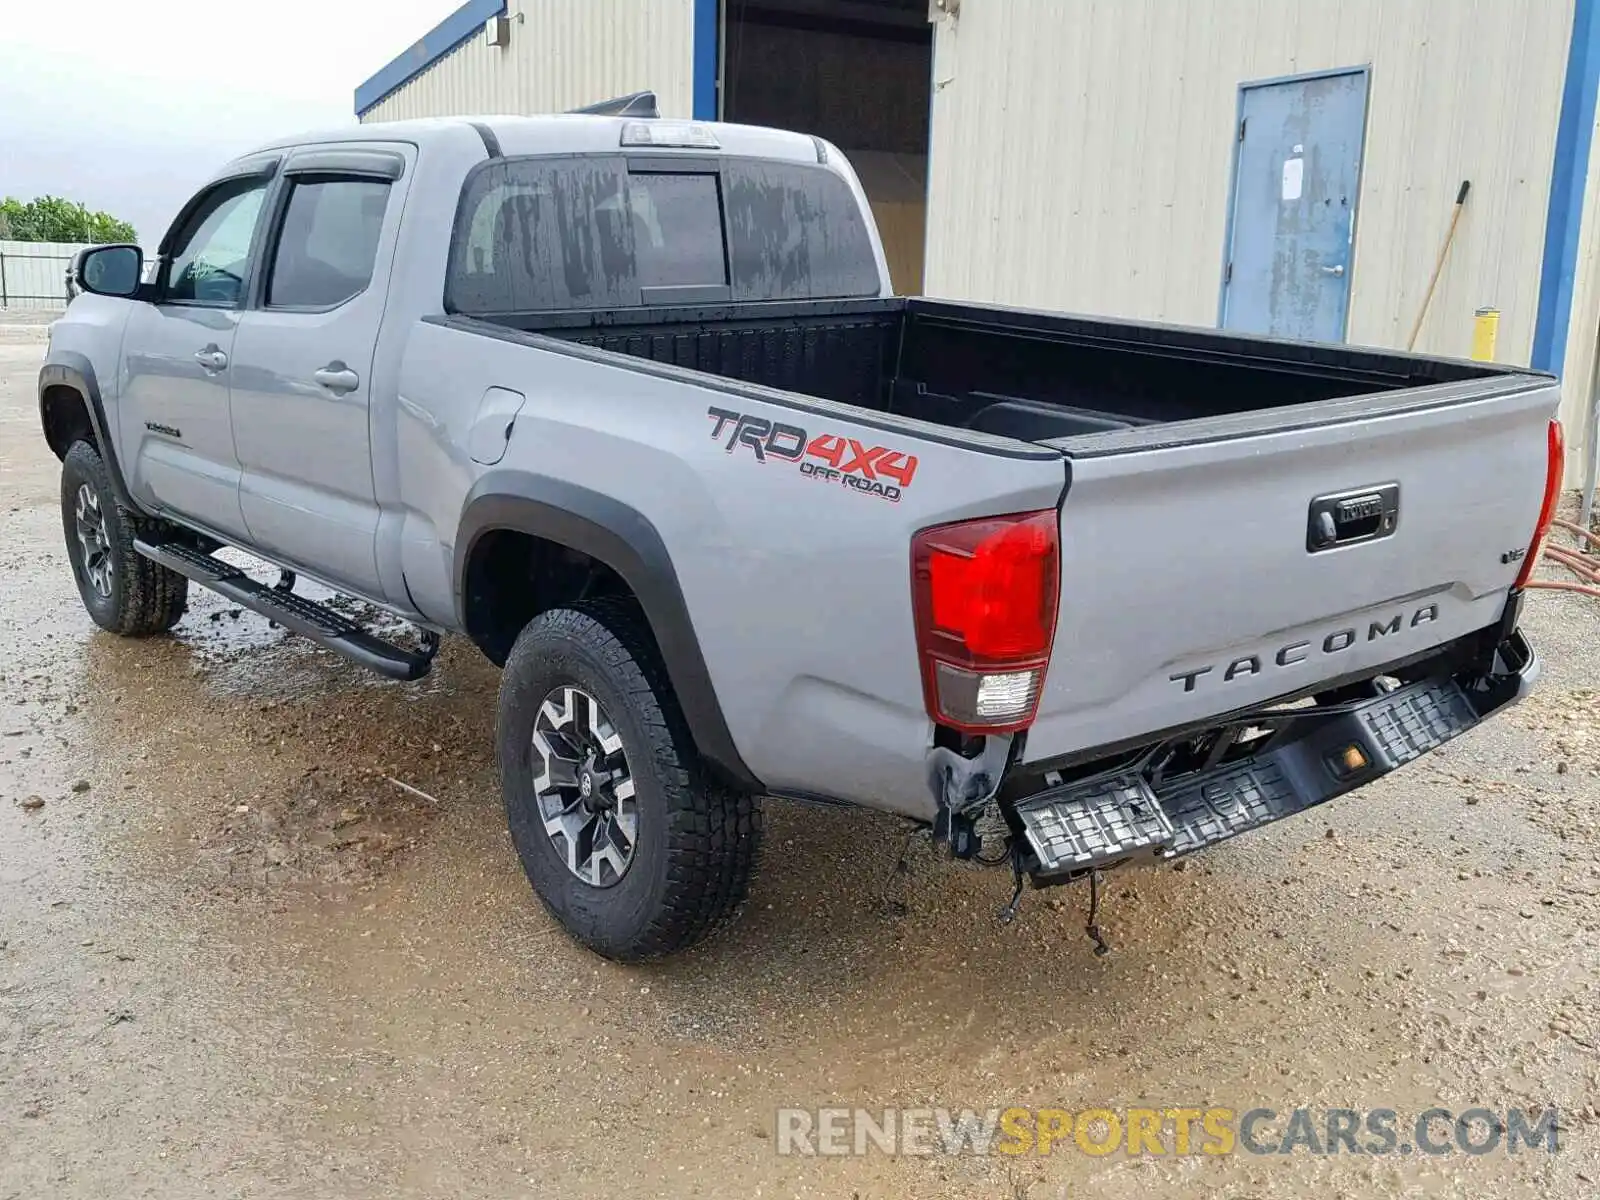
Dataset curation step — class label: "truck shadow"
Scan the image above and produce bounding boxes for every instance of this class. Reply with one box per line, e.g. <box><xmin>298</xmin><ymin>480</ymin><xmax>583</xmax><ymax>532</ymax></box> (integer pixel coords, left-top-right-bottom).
<box><xmin>653</xmin><ymin>796</ymin><xmax>1294</xmax><ymax>1047</ymax></box>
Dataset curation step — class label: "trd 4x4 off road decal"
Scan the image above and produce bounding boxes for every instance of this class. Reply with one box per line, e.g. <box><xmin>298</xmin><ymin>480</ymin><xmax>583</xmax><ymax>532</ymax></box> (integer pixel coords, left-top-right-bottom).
<box><xmin>706</xmin><ymin>406</ymin><xmax>918</xmax><ymax>502</ymax></box>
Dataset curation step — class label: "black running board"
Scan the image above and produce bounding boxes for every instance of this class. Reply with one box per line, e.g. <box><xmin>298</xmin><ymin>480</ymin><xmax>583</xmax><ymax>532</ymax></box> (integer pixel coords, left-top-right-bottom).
<box><xmin>134</xmin><ymin>537</ymin><xmax>434</xmax><ymax>681</ymax></box>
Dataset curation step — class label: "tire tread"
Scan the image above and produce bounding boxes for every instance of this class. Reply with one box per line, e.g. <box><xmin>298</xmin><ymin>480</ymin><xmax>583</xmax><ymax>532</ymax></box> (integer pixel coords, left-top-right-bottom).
<box><xmin>497</xmin><ymin>598</ymin><xmax>761</xmax><ymax>960</ymax></box>
<box><xmin>62</xmin><ymin>441</ymin><xmax>187</xmax><ymax>636</ymax></box>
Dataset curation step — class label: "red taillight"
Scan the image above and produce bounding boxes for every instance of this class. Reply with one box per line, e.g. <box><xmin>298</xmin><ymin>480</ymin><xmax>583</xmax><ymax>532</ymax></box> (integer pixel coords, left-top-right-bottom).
<box><xmin>1514</xmin><ymin>420</ymin><xmax>1565</xmax><ymax>590</ymax></box>
<box><xmin>911</xmin><ymin>510</ymin><xmax>1060</xmax><ymax>733</ymax></box>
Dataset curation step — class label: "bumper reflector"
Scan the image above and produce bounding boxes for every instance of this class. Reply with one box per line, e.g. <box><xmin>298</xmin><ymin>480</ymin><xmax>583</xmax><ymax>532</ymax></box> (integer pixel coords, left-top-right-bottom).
<box><xmin>1330</xmin><ymin>742</ymin><xmax>1370</xmax><ymax>778</ymax></box>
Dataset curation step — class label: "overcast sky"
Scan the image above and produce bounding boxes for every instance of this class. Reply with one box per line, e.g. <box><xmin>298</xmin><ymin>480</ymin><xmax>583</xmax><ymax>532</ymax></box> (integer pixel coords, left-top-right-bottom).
<box><xmin>0</xmin><ymin>0</ymin><xmax>457</xmax><ymax>246</ymax></box>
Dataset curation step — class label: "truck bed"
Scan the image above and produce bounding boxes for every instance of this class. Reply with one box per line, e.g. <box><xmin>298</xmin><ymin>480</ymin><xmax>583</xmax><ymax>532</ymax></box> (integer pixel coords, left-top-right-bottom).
<box><xmin>466</xmin><ymin>294</ymin><xmax>1556</xmax><ymax>777</ymax></box>
<box><xmin>487</xmin><ymin>296</ymin><xmax>1514</xmax><ymax>448</ymax></box>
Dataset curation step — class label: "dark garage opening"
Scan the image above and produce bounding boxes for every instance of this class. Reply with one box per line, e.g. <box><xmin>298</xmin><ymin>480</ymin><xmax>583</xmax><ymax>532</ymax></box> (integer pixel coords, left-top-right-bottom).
<box><xmin>720</xmin><ymin>0</ymin><xmax>932</xmax><ymax>293</ymax></box>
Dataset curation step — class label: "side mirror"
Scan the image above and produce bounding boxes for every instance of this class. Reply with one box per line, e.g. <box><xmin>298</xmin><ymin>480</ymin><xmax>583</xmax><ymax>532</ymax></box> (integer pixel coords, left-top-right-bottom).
<box><xmin>72</xmin><ymin>244</ymin><xmax>144</xmax><ymax>299</ymax></box>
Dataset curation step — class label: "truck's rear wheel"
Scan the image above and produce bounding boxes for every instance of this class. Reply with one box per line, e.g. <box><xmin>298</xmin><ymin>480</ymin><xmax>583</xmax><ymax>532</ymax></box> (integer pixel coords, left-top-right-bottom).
<box><xmin>496</xmin><ymin>601</ymin><xmax>761</xmax><ymax>961</ymax></box>
<box><xmin>60</xmin><ymin>441</ymin><xmax>187</xmax><ymax>636</ymax></box>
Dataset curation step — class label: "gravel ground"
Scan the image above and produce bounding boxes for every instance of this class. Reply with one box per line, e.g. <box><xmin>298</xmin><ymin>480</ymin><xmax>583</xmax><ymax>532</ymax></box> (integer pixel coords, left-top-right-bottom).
<box><xmin>1</xmin><ymin>322</ymin><xmax>1599</xmax><ymax>1198</ymax></box>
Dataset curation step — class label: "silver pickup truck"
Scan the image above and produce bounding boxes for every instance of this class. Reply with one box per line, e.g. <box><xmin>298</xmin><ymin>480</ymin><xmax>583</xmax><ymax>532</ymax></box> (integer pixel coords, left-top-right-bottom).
<box><xmin>41</xmin><ymin>104</ymin><xmax>1564</xmax><ymax>960</ymax></box>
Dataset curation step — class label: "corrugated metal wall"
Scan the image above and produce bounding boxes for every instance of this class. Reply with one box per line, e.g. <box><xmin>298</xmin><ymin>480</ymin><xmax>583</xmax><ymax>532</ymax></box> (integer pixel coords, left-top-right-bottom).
<box><xmin>360</xmin><ymin>0</ymin><xmax>1593</xmax><ymax>464</ymax></box>
<box><xmin>924</xmin><ymin>0</ymin><xmax>1578</xmax><ymax>426</ymax></box>
<box><xmin>360</xmin><ymin>0</ymin><xmax>694</xmax><ymax>123</ymax></box>
<box><xmin>0</xmin><ymin>241</ymin><xmax>91</xmax><ymax>310</ymax></box>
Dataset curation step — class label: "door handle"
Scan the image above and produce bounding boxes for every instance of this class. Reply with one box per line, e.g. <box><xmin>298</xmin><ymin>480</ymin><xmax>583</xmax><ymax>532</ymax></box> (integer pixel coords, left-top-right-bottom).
<box><xmin>313</xmin><ymin>363</ymin><xmax>360</xmax><ymax>394</ymax></box>
<box><xmin>1321</xmin><ymin>264</ymin><xmax>1346</xmax><ymax>277</ymax></box>
<box><xmin>194</xmin><ymin>346</ymin><xmax>228</xmax><ymax>372</ymax></box>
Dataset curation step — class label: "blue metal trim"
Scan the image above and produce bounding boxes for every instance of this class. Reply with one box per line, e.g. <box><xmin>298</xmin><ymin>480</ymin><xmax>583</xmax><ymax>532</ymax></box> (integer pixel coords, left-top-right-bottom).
<box><xmin>692</xmin><ymin>0</ymin><xmax>719</xmax><ymax>120</ymax></box>
<box><xmin>1534</xmin><ymin>0</ymin><xmax>1600</xmax><ymax>373</ymax></box>
<box><xmin>1232</xmin><ymin>64</ymin><xmax>1374</xmax><ymax>90</ymax></box>
<box><xmin>1217</xmin><ymin>65</ymin><xmax>1371</xmax><ymax>340</ymax></box>
<box><xmin>354</xmin><ymin>0</ymin><xmax>507</xmax><ymax>117</ymax></box>
<box><xmin>1340</xmin><ymin>67</ymin><xmax>1374</xmax><ymax>343</ymax></box>
<box><xmin>1215</xmin><ymin>83</ymin><xmax>1248</xmax><ymax>326</ymax></box>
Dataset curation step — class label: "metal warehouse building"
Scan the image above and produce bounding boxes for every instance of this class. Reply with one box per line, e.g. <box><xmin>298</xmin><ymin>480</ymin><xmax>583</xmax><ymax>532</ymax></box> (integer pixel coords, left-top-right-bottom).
<box><xmin>357</xmin><ymin>0</ymin><xmax>1600</xmax><ymax>473</ymax></box>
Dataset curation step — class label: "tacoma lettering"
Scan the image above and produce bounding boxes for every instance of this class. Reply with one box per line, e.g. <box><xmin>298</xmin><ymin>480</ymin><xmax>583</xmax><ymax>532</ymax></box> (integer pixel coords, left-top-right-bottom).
<box><xmin>1171</xmin><ymin>605</ymin><xmax>1447</xmax><ymax>692</ymax></box>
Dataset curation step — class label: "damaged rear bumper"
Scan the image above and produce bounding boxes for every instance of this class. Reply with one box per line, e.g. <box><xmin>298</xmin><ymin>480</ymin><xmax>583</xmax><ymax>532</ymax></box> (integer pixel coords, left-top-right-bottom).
<box><xmin>1012</xmin><ymin>629</ymin><xmax>1538</xmax><ymax>881</ymax></box>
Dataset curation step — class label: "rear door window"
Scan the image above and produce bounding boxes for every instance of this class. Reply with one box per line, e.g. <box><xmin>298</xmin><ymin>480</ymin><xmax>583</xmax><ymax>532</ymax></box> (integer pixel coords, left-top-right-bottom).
<box><xmin>448</xmin><ymin>154</ymin><xmax>878</xmax><ymax>314</ymax></box>
<box><xmin>267</xmin><ymin>177</ymin><xmax>391</xmax><ymax>309</ymax></box>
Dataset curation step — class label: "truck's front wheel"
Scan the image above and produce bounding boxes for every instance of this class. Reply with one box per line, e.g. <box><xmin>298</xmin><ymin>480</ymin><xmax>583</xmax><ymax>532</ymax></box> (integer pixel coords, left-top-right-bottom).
<box><xmin>60</xmin><ymin>441</ymin><xmax>187</xmax><ymax>636</ymax></box>
<box><xmin>496</xmin><ymin>602</ymin><xmax>761</xmax><ymax>961</ymax></box>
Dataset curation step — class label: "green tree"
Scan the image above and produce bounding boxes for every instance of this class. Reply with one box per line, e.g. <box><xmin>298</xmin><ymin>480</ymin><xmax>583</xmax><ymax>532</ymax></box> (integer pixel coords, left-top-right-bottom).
<box><xmin>0</xmin><ymin>196</ymin><xmax>137</xmax><ymax>244</ymax></box>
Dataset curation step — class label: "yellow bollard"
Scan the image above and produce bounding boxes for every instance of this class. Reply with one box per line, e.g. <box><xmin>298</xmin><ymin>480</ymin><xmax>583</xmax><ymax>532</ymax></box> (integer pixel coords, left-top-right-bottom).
<box><xmin>1472</xmin><ymin>307</ymin><xmax>1500</xmax><ymax>362</ymax></box>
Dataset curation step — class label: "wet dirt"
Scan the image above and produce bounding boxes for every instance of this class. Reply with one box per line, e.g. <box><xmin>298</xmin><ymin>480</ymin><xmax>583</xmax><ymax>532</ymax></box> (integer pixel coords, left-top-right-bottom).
<box><xmin>2</xmin><ymin>321</ymin><xmax>1599</xmax><ymax>1198</ymax></box>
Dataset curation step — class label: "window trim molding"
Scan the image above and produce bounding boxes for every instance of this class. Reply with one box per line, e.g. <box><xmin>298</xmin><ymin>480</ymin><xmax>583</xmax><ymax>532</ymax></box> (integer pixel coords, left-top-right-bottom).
<box><xmin>283</xmin><ymin>148</ymin><xmax>406</xmax><ymax>181</ymax></box>
<box><xmin>157</xmin><ymin>155</ymin><xmax>280</xmax><ymax>257</ymax></box>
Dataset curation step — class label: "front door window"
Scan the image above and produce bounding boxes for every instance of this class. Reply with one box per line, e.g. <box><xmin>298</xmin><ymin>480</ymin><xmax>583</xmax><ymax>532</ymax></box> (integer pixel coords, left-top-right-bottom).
<box><xmin>165</xmin><ymin>181</ymin><xmax>268</xmax><ymax>306</ymax></box>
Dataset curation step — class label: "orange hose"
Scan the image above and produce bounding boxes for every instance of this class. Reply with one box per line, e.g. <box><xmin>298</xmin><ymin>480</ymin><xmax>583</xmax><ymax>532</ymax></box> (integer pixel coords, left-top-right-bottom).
<box><xmin>1545</xmin><ymin>547</ymin><xmax>1600</xmax><ymax>580</ymax></box>
<box><xmin>1529</xmin><ymin>519</ymin><xmax>1600</xmax><ymax>600</ymax></box>
<box><xmin>1527</xmin><ymin>579</ymin><xmax>1600</xmax><ymax>600</ymax></box>
<box><xmin>1550</xmin><ymin>518</ymin><xmax>1599</xmax><ymax>550</ymax></box>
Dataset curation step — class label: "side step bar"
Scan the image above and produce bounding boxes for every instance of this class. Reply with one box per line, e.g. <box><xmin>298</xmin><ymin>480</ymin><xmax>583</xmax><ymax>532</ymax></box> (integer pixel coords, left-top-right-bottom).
<box><xmin>1014</xmin><ymin>648</ymin><xmax>1535</xmax><ymax>879</ymax></box>
<box><xmin>134</xmin><ymin>537</ymin><xmax>435</xmax><ymax>681</ymax></box>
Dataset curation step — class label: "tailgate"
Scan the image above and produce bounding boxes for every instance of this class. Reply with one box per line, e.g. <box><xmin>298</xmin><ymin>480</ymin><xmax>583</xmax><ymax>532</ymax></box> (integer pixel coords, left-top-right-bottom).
<box><xmin>1022</xmin><ymin>375</ymin><xmax>1560</xmax><ymax>764</ymax></box>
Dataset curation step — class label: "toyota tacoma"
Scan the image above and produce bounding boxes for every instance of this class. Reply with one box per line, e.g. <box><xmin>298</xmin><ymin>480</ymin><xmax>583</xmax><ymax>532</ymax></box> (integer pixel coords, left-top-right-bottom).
<box><xmin>40</xmin><ymin>99</ymin><xmax>1563</xmax><ymax>959</ymax></box>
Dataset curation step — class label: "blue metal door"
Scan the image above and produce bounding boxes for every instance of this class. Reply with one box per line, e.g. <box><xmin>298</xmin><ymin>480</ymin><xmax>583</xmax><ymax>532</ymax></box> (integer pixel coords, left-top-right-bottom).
<box><xmin>1221</xmin><ymin>69</ymin><xmax>1368</xmax><ymax>342</ymax></box>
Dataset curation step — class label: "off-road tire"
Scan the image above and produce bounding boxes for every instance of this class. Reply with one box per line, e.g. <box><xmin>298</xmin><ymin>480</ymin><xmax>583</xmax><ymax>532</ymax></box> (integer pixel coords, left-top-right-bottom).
<box><xmin>497</xmin><ymin>600</ymin><xmax>762</xmax><ymax>961</ymax></box>
<box><xmin>60</xmin><ymin>440</ymin><xmax>187</xmax><ymax>636</ymax></box>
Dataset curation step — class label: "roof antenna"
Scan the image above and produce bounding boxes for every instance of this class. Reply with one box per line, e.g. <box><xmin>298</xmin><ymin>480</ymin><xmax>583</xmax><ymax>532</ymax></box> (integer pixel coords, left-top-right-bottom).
<box><xmin>567</xmin><ymin>91</ymin><xmax>659</xmax><ymax>118</ymax></box>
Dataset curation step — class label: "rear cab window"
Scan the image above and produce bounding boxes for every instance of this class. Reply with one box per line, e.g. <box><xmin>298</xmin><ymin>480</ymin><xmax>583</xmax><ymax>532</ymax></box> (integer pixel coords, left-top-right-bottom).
<box><xmin>627</xmin><ymin>171</ymin><xmax>728</xmax><ymax>291</ymax></box>
<box><xmin>447</xmin><ymin>153</ymin><xmax>878</xmax><ymax>314</ymax></box>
